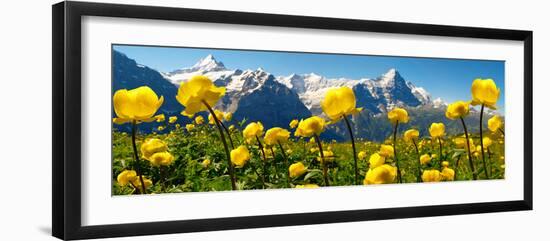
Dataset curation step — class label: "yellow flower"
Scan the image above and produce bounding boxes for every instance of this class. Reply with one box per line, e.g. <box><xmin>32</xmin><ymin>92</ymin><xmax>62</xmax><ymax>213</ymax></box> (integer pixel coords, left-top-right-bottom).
<box><xmin>403</xmin><ymin>129</ymin><xmax>419</xmax><ymax>143</ymax></box>
<box><xmin>471</xmin><ymin>78</ymin><xmax>500</xmax><ymax>109</ymax></box>
<box><xmin>289</xmin><ymin>119</ymin><xmax>299</xmax><ymax>129</ymax></box>
<box><xmin>117</xmin><ymin>170</ymin><xmax>137</xmax><ymax>186</ymax></box>
<box><xmin>294</xmin><ymin>116</ymin><xmax>326</xmax><ymax>137</ymax></box>
<box><xmin>317</xmin><ymin>150</ymin><xmax>335</xmax><ymax>163</ymax></box>
<box><xmin>156</xmin><ymin>114</ymin><xmax>165</xmax><ymax>122</ymax></box>
<box><xmin>113</xmin><ymin>86</ymin><xmax>164</xmax><ymax>124</ymax></box>
<box><xmin>289</xmin><ymin>162</ymin><xmax>307</xmax><ymax>178</ymax></box>
<box><xmin>230</xmin><ymin>145</ymin><xmax>250</xmax><ymax>168</ymax></box>
<box><xmin>387</xmin><ymin>108</ymin><xmax>409</xmax><ymax>124</ymax></box>
<box><xmin>369</xmin><ymin>153</ymin><xmax>385</xmax><ymax>168</ymax></box>
<box><xmin>420</xmin><ymin>154</ymin><xmax>431</xmax><ymax>165</ymax></box>
<box><xmin>422</xmin><ymin>169</ymin><xmax>441</xmax><ymax>182</ymax></box>
<box><xmin>431</xmin><ymin>154</ymin><xmax>437</xmax><ymax>159</ymax></box>
<box><xmin>309</xmin><ymin>137</ymin><xmax>316</xmax><ymax>143</ymax></box>
<box><xmin>442</xmin><ymin>161</ymin><xmax>450</xmax><ymax>167</ymax></box>
<box><xmin>208</xmin><ymin>109</ymin><xmax>224</xmax><ymax>125</ymax></box>
<box><xmin>202</xmin><ymin>159</ymin><xmax>211</xmax><ymax>168</ymax></box>
<box><xmin>224</xmin><ymin>112</ymin><xmax>233</xmax><ymax>121</ymax></box>
<box><xmin>157</xmin><ymin>126</ymin><xmax>165</xmax><ymax>131</ymax></box>
<box><xmin>264</xmin><ymin>127</ymin><xmax>290</xmax><ymax>146</ymax></box>
<box><xmin>148</xmin><ymin>151</ymin><xmax>174</xmax><ymax>166</ymax></box>
<box><xmin>295</xmin><ymin>184</ymin><xmax>319</xmax><ymax>188</ymax></box>
<box><xmin>483</xmin><ymin>137</ymin><xmax>493</xmax><ymax>148</ymax></box>
<box><xmin>228</xmin><ymin>125</ymin><xmax>235</xmax><ymax>132</ymax></box>
<box><xmin>243</xmin><ymin>122</ymin><xmax>264</xmax><ymax>143</ymax></box>
<box><xmin>363</xmin><ymin>164</ymin><xmax>397</xmax><ymax>185</ymax></box>
<box><xmin>441</xmin><ymin>167</ymin><xmax>455</xmax><ymax>181</ymax></box>
<box><xmin>358</xmin><ymin>151</ymin><xmax>367</xmax><ymax>160</ymax></box>
<box><xmin>186</xmin><ymin>124</ymin><xmax>195</xmax><ymax>132</ymax></box>
<box><xmin>429</xmin><ymin>123</ymin><xmax>445</xmax><ymax>138</ymax></box>
<box><xmin>140</xmin><ymin>138</ymin><xmax>168</xmax><ymax>160</ymax></box>
<box><xmin>175</xmin><ymin>124</ymin><xmax>180</xmax><ymax>129</ymax></box>
<box><xmin>488</xmin><ymin>115</ymin><xmax>503</xmax><ymax>132</ymax></box>
<box><xmin>474</xmin><ymin>145</ymin><xmax>482</xmax><ymax>157</ymax></box>
<box><xmin>445</xmin><ymin>101</ymin><xmax>470</xmax><ymax>120</ymax></box>
<box><xmin>321</xmin><ymin>86</ymin><xmax>362</xmax><ymax>121</ymax></box>
<box><xmin>176</xmin><ymin>75</ymin><xmax>226</xmax><ymax>117</ymax></box>
<box><xmin>454</xmin><ymin>136</ymin><xmax>475</xmax><ymax>150</ymax></box>
<box><xmin>194</xmin><ymin>115</ymin><xmax>205</xmax><ymax>125</ymax></box>
<box><xmin>131</xmin><ymin>177</ymin><xmax>153</xmax><ymax>190</ymax></box>
<box><xmin>168</xmin><ymin>116</ymin><xmax>178</xmax><ymax>124</ymax></box>
<box><xmin>379</xmin><ymin>144</ymin><xmax>394</xmax><ymax>158</ymax></box>
<box><xmin>265</xmin><ymin>147</ymin><xmax>275</xmax><ymax>158</ymax></box>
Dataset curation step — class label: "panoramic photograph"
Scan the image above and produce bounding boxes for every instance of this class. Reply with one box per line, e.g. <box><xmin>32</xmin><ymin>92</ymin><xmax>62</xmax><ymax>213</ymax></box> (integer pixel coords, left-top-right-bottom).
<box><xmin>111</xmin><ymin>44</ymin><xmax>505</xmax><ymax>195</ymax></box>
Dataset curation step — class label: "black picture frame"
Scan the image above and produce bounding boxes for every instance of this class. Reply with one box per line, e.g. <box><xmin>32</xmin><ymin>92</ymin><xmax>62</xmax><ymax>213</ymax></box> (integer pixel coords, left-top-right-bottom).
<box><xmin>52</xmin><ymin>1</ymin><xmax>533</xmax><ymax>240</ymax></box>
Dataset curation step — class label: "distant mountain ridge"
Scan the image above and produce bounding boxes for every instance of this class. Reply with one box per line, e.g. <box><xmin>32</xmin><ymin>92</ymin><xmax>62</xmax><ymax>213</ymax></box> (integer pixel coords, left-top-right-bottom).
<box><xmin>162</xmin><ymin>54</ymin><xmax>438</xmax><ymax>114</ymax></box>
<box><xmin>113</xmin><ymin>51</ymin><xmax>495</xmax><ymax>141</ymax></box>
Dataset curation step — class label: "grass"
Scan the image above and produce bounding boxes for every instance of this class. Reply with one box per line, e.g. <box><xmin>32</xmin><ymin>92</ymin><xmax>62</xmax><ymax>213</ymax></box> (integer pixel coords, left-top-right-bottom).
<box><xmin>112</xmin><ymin>120</ymin><xmax>505</xmax><ymax>195</ymax></box>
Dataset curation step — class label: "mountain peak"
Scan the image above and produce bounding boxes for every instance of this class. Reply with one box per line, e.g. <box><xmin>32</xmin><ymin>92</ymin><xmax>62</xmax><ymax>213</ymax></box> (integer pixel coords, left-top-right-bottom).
<box><xmin>382</xmin><ymin>68</ymin><xmax>400</xmax><ymax>79</ymax></box>
<box><xmin>376</xmin><ymin>68</ymin><xmax>405</xmax><ymax>87</ymax></box>
<box><xmin>307</xmin><ymin>72</ymin><xmax>322</xmax><ymax>78</ymax></box>
<box><xmin>191</xmin><ymin>54</ymin><xmax>226</xmax><ymax>71</ymax></box>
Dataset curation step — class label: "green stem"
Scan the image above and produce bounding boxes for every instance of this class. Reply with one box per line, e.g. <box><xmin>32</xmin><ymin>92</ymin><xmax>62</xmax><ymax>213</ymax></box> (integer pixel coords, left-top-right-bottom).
<box><xmin>412</xmin><ymin>139</ymin><xmax>422</xmax><ymax>182</ymax></box>
<box><xmin>314</xmin><ymin>134</ymin><xmax>330</xmax><ymax>186</ymax></box>
<box><xmin>392</xmin><ymin>122</ymin><xmax>402</xmax><ymax>183</ymax></box>
<box><xmin>479</xmin><ymin>104</ymin><xmax>489</xmax><ymax>179</ymax></box>
<box><xmin>255</xmin><ymin>136</ymin><xmax>267</xmax><ymax>188</ymax></box>
<box><xmin>131</xmin><ymin>121</ymin><xmax>146</xmax><ymax>194</ymax></box>
<box><xmin>454</xmin><ymin>154</ymin><xmax>462</xmax><ymax>179</ymax></box>
<box><xmin>459</xmin><ymin>117</ymin><xmax>477</xmax><ymax>180</ymax></box>
<box><xmin>437</xmin><ymin>137</ymin><xmax>443</xmax><ymax>166</ymax></box>
<box><xmin>269</xmin><ymin>147</ymin><xmax>279</xmax><ymax>179</ymax></box>
<box><xmin>160</xmin><ymin>166</ymin><xmax>166</xmax><ymax>192</ymax></box>
<box><xmin>227</xmin><ymin>121</ymin><xmax>244</xmax><ymax>145</ymax></box>
<box><xmin>277</xmin><ymin>141</ymin><xmax>291</xmax><ymax>187</ymax></box>
<box><xmin>202</xmin><ymin>101</ymin><xmax>236</xmax><ymax>190</ymax></box>
<box><xmin>220</xmin><ymin>122</ymin><xmax>235</xmax><ymax>149</ymax></box>
<box><xmin>343</xmin><ymin>115</ymin><xmax>359</xmax><ymax>185</ymax></box>
<box><xmin>129</xmin><ymin>181</ymin><xmax>140</xmax><ymax>194</ymax></box>
<box><xmin>487</xmin><ymin>147</ymin><xmax>492</xmax><ymax>177</ymax></box>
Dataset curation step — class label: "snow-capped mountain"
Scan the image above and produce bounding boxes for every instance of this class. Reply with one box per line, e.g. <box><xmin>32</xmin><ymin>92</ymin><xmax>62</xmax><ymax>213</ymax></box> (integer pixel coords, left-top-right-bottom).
<box><xmin>164</xmin><ymin>54</ymin><xmax>238</xmax><ymax>85</ymax></box>
<box><xmin>431</xmin><ymin>97</ymin><xmax>447</xmax><ymax>108</ymax></box>
<box><xmin>407</xmin><ymin>82</ymin><xmax>431</xmax><ymax>105</ymax></box>
<box><xmin>162</xmin><ymin>54</ymin><xmax>312</xmax><ymax>128</ymax></box>
<box><xmin>113</xmin><ymin>51</ymin><xmax>467</xmax><ymax>140</ymax></box>
<box><xmin>277</xmin><ymin>73</ymin><xmax>365</xmax><ymax>112</ymax></box>
<box><xmin>276</xmin><ymin>68</ymin><xmax>432</xmax><ymax>115</ymax></box>
<box><xmin>162</xmin><ymin>54</ymin><xmax>439</xmax><ymax>116</ymax></box>
<box><xmin>224</xmin><ymin>69</ymin><xmax>312</xmax><ymax>128</ymax></box>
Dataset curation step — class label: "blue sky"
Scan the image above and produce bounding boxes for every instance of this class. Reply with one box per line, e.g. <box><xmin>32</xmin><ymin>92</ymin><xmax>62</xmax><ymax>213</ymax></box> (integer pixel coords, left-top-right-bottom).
<box><xmin>113</xmin><ymin>44</ymin><xmax>505</xmax><ymax>111</ymax></box>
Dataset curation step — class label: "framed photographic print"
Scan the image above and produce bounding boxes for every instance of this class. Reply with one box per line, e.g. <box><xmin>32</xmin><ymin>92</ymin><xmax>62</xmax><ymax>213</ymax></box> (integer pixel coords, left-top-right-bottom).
<box><xmin>52</xmin><ymin>1</ymin><xmax>533</xmax><ymax>240</ymax></box>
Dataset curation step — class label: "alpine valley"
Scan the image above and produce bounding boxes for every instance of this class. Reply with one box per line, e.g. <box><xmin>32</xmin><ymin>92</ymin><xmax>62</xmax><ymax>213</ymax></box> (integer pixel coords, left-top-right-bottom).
<box><xmin>113</xmin><ymin>50</ymin><xmax>491</xmax><ymax>141</ymax></box>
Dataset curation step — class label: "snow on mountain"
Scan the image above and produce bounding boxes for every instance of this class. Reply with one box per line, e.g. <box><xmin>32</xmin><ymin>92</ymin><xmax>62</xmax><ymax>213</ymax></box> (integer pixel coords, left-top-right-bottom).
<box><xmin>156</xmin><ymin>54</ymin><xmax>446</xmax><ymax>117</ymax></box>
<box><xmin>226</xmin><ymin>69</ymin><xmax>312</xmax><ymax>128</ymax></box>
<box><xmin>373</xmin><ymin>68</ymin><xmax>399</xmax><ymax>88</ymax></box>
<box><xmin>407</xmin><ymin>82</ymin><xmax>432</xmax><ymax>104</ymax></box>
<box><xmin>277</xmin><ymin>73</ymin><xmax>365</xmax><ymax>111</ymax></box>
<box><xmin>277</xmin><ymin>68</ymin><xmax>434</xmax><ymax>114</ymax></box>
<box><xmin>164</xmin><ymin>54</ymin><xmax>237</xmax><ymax>85</ymax></box>
<box><xmin>431</xmin><ymin>97</ymin><xmax>447</xmax><ymax>108</ymax></box>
